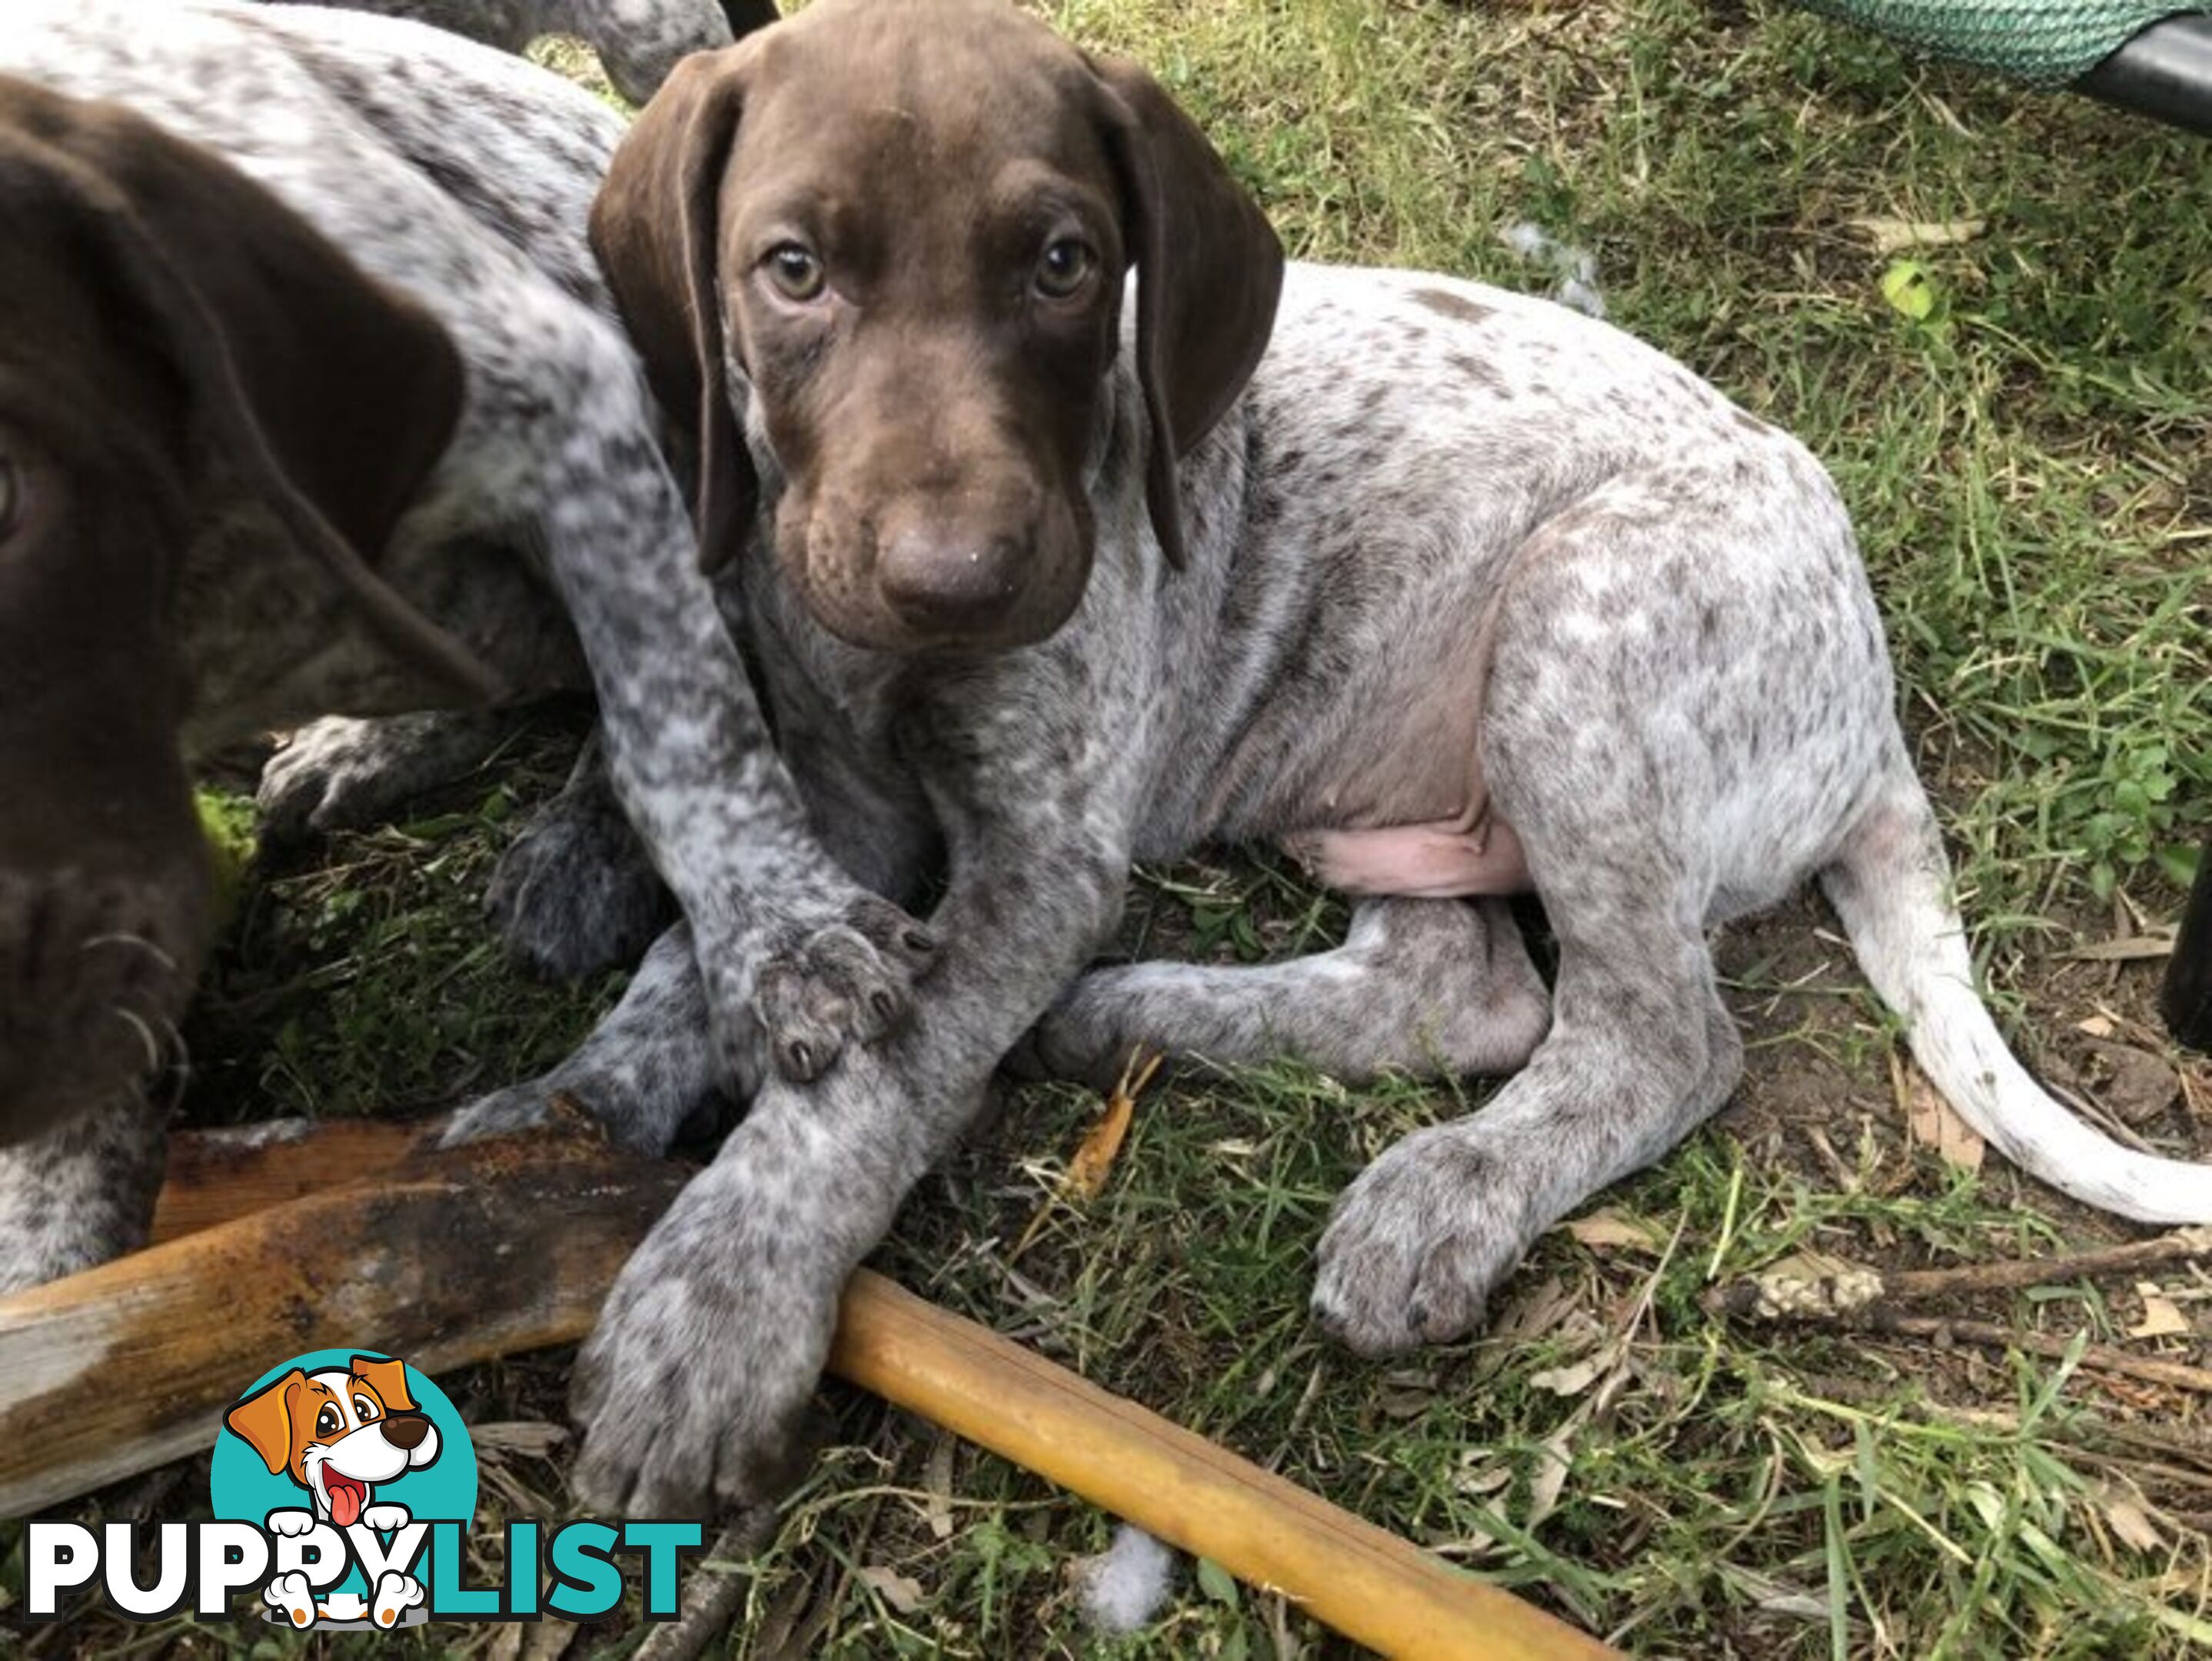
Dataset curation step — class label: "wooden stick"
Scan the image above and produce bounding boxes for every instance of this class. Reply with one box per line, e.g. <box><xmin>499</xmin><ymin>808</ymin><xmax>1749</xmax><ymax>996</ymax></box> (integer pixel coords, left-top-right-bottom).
<box><xmin>1708</xmin><ymin>1228</ymin><xmax>2212</xmax><ymax>1322</ymax></box>
<box><xmin>0</xmin><ymin>1131</ymin><xmax>684</xmax><ymax>1516</ymax></box>
<box><xmin>150</xmin><ymin>1115</ymin><xmax>433</xmax><ymax>1243</ymax></box>
<box><xmin>1</xmin><ymin>1120</ymin><xmax>1618</xmax><ymax>1659</ymax></box>
<box><xmin>1883</xmin><ymin>1229</ymin><xmax>2212</xmax><ymax>1301</ymax></box>
<box><xmin>1865</xmin><ymin>1314</ymin><xmax>2212</xmax><ymax>1396</ymax></box>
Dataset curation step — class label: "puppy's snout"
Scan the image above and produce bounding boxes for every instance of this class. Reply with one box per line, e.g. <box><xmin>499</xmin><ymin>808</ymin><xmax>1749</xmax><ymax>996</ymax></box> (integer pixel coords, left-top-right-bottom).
<box><xmin>382</xmin><ymin>1413</ymin><xmax>431</xmax><ymax>1450</ymax></box>
<box><xmin>876</xmin><ymin>526</ymin><xmax>1031</xmax><ymax>630</ymax></box>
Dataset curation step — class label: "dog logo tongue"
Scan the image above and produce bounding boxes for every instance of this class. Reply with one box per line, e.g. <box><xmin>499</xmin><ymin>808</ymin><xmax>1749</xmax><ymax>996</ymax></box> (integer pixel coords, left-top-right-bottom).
<box><xmin>326</xmin><ymin>1474</ymin><xmax>368</xmax><ymax>1528</ymax></box>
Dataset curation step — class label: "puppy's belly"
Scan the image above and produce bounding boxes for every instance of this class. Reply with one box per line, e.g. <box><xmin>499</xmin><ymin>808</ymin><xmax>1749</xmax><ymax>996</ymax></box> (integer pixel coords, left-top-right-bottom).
<box><xmin>1284</xmin><ymin>815</ymin><xmax>1529</xmax><ymax>898</ymax></box>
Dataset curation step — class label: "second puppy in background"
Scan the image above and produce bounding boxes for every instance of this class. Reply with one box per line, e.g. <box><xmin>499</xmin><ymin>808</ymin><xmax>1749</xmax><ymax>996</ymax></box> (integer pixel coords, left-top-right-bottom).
<box><xmin>279</xmin><ymin>0</ymin><xmax>777</xmax><ymax>102</ymax></box>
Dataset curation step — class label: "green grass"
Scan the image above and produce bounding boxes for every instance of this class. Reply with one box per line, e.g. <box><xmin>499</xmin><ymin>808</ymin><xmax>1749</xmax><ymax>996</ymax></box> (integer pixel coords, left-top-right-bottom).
<box><xmin>13</xmin><ymin>3</ymin><xmax>2210</xmax><ymax>1657</ymax></box>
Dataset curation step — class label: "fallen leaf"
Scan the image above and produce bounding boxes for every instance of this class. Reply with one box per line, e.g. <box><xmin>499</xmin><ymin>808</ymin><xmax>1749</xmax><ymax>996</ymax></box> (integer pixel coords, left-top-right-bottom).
<box><xmin>1524</xmin><ymin>1409</ymin><xmax>1585</xmax><ymax>1530</ymax></box>
<box><xmin>2076</xmin><ymin>1014</ymin><xmax>2117</xmax><ymax>1038</ymax></box>
<box><xmin>858</xmin><ymin>1566</ymin><xmax>925</xmax><ymax>1615</ymax></box>
<box><xmin>923</xmin><ymin>1435</ymin><xmax>956</xmax><ymax>1541</ymax></box>
<box><xmin>1378</xmin><ymin>1387</ymin><xmax>1435</xmax><ymax>1420</ymax></box>
<box><xmin>1066</xmin><ymin>1048</ymin><xmax>1161</xmax><ymax>1200</ymax></box>
<box><xmin>1488</xmin><ymin>1275</ymin><xmax>1581</xmax><ymax>1344</ymax></box>
<box><xmin>1563</xmin><ymin>1208</ymin><xmax>1663</xmax><ymax>1253</ymax></box>
<box><xmin>2097</xmin><ymin>1483</ymin><xmax>2166</xmax><ymax>1553</ymax></box>
<box><xmin>1880</xmin><ymin>258</ymin><xmax>1938</xmax><ymax>321</ymax></box>
<box><xmin>1895</xmin><ymin>1051</ymin><xmax>1984</xmax><ymax>1171</ymax></box>
<box><xmin>1528</xmin><ymin>1358</ymin><xmax>1604</xmax><ymax>1397</ymax></box>
<box><xmin>1195</xmin><ymin>1556</ymin><xmax>1240</xmax><ymax>1606</ymax></box>
<box><xmin>2129</xmin><ymin>1283</ymin><xmax>2191</xmax><ymax>1340</ymax></box>
<box><xmin>1850</xmin><ymin>215</ymin><xmax>1985</xmax><ymax>255</ymax></box>
<box><xmin>1454</xmin><ymin>1458</ymin><xmax>1513</xmax><ymax>1498</ymax></box>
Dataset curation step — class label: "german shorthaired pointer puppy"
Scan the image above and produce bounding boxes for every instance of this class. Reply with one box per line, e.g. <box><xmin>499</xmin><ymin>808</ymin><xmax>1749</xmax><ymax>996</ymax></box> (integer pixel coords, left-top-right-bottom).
<box><xmin>499</xmin><ymin>0</ymin><xmax>2212</xmax><ymax>1516</ymax></box>
<box><xmin>0</xmin><ymin>0</ymin><xmax>928</xmax><ymax>1291</ymax></box>
<box><xmin>284</xmin><ymin>0</ymin><xmax>777</xmax><ymax>105</ymax></box>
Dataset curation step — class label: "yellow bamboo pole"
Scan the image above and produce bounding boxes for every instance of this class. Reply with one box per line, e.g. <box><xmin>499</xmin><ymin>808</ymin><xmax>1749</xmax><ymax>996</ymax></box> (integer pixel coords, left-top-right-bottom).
<box><xmin>834</xmin><ymin>1271</ymin><xmax>1618</xmax><ymax>1661</ymax></box>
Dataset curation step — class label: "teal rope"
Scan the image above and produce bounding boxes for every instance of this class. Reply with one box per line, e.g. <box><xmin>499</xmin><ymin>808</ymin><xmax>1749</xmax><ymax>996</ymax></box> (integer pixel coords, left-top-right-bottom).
<box><xmin>1793</xmin><ymin>0</ymin><xmax>2207</xmax><ymax>85</ymax></box>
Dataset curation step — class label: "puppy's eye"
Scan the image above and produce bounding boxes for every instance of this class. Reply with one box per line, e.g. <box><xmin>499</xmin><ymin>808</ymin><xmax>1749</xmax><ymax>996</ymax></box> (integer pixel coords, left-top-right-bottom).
<box><xmin>763</xmin><ymin>242</ymin><xmax>826</xmax><ymax>303</ymax></box>
<box><xmin>354</xmin><ymin>1395</ymin><xmax>378</xmax><ymax>1422</ymax></box>
<box><xmin>1034</xmin><ymin>238</ymin><xmax>1097</xmax><ymax>300</ymax></box>
<box><xmin>316</xmin><ymin>1406</ymin><xmax>341</xmax><ymax>1436</ymax></box>
<box><xmin>0</xmin><ymin>458</ymin><xmax>18</xmax><ymax>538</ymax></box>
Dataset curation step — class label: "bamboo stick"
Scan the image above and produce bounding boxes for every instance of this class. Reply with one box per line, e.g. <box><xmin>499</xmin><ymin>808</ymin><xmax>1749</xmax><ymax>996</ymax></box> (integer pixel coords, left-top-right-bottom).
<box><xmin>833</xmin><ymin>1272</ymin><xmax>1615</xmax><ymax>1659</ymax></box>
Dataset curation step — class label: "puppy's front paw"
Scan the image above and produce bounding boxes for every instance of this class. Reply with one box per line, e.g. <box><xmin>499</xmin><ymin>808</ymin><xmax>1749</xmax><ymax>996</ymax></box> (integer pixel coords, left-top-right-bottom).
<box><xmin>729</xmin><ymin>894</ymin><xmax>939</xmax><ymax>1084</ymax></box>
<box><xmin>567</xmin><ymin>1200</ymin><xmax>833</xmax><ymax>1516</ymax></box>
<box><xmin>359</xmin><ymin>1503</ymin><xmax>411</xmax><ymax>1533</ymax></box>
<box><xmin>264</xmin><ymin>1508</ymin><xmax>318</xmax><ymax>1538</ymax></box>
<box><xmin>487</xmin><ymin>797</ymin><xmax>670</xmax><ymax>981</ymax></box>
<box><xmin>1310</xmin><ymin>1126</ymin><xmax>1530</xmax><ymax>1356</ymax></box>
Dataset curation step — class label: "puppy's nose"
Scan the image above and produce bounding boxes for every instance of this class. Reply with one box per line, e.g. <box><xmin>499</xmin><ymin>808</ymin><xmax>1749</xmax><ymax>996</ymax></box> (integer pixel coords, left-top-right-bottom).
<box><xmin>876</xmin><ymin>528</ymin><xmax>1027</xmax><ymax>630</ymax></box>
<box><xmin>382</xmin><ymin>1413</ymin><xmax>431</xmax><ymax>1450</ymax></box>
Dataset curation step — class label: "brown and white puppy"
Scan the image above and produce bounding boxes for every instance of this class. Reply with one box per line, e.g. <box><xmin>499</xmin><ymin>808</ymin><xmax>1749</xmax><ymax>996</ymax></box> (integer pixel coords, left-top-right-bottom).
<box><xmin>459</xmin><ymin>0</ymin><xmax>2212</xmax><ymax>1523</ymax></box>
<box><xmin>225</xmin><ymin>1355</ymin><xmax>442</xmax><ymax>1530</ymax></box>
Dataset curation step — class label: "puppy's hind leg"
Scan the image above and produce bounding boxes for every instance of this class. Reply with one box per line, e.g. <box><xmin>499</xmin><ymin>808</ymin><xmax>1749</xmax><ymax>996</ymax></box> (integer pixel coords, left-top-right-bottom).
<box><xmin>256</xmin><ymin>711</ymin><xmax>507</xmax><ymax>847</ymax></box>
<box><xmin>0</xmin><ymin>1093</ymin><xmax>166</xmax><ymax>1293</ymax></box>
<box><xmin>1311</xmin><ymin>853</ymin><xmax>1738</xmax><ymax>1354</ymax></box>
<box><xmin>487</xmin><ymin>733</ymin><xmax>671</xmax><ymax>982</ymax></box>
<box><xmin>1307</xmin><ymin>479</ymin><xmax>1771</xmax><ymax>1356</ymax></box>
<box><xmin>1020</xmin><ymin>897</ymin><xmax>1549</xmax><ymax>1088</ymax></box>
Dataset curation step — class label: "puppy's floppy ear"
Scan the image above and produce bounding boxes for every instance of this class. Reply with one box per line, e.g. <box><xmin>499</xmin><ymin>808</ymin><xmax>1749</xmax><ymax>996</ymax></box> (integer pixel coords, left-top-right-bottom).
<box><xmin>591</xmin><ymin>48</ymin><xmax>757</xmax><ymax>578</ymax></box>
<box><xmin>226</xmin><ymin>1368</ymin><xmax>308</xmax><ymax>1476</ymax></box>
<box><xmin>2</xmin><ymin>81</ymin><xmax>496</xmax><ymax>702</ymax></box>
<box><xmin>1089</xmin><ymin>55</ymin><xmax>1284</xmax><ymax>571</ymax></box>
<box><xmin>349</xmin><ymin>1354</ymin><xmax>417</xmax><ymax>1414</ymax></box>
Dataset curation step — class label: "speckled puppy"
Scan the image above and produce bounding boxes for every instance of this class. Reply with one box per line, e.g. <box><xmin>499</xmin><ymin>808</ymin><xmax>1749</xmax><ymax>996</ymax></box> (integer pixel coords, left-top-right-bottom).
<box><xmin>462</xmin><ymin>0</ymin><xmax>2212</xmax><ymax>1516</ymax></box>
<box><xmin>0</xmin><ymin>0</ymin><xmax>927</xmax><ymax>1290</ymax></box>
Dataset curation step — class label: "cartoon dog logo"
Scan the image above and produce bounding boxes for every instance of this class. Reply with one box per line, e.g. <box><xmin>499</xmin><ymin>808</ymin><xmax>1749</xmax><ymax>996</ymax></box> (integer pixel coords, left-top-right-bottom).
<box><xmin>224</xmin><ymin>1355</ymin><xmax>437</xmax><ymax>1628</ymax></box>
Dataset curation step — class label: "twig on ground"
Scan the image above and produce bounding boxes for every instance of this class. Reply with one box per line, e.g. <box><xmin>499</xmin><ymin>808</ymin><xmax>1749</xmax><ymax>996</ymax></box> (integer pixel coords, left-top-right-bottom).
<box><xmin>1708</xmin><ymin>1227</ymin><xmax>2212</xmax><ymax>1321</ymax></box>
<box><xmin>1868</xmin><ymin>1313</ymin><xmax>2212</xmax><ymax>1395</ymax></box>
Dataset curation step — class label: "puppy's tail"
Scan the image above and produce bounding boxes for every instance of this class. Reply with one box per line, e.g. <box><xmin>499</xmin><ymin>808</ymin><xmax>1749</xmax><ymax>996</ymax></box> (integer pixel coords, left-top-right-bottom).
<box><xmin>1821</xmin><ymin>766</ymin><xmax>2212</xmax><ymax>1223</ymax></box>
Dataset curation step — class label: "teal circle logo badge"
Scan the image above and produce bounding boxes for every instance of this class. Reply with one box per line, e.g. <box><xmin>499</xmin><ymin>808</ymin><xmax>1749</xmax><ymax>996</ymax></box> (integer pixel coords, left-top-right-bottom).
<box><xmin>211</xmin><ymin>1350</ymin><xmax>477</xmax><ymax>1631</ymax></box>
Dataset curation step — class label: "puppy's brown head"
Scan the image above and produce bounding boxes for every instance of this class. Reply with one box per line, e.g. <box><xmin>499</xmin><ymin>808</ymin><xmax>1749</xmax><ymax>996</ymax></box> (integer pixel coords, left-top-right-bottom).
<box><xmin>0</xmin><ymin>78</ymin><xmax>487</xmax><ymax>1147</ymax></box>
<box><xmin>592</xmin><ymin>0</ymin><xmax>1284</xmax><ymax>654</ymax></box>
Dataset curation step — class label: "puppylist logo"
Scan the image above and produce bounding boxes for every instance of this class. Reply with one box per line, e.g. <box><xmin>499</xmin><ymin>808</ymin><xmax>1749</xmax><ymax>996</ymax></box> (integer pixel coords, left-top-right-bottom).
<box><xmin>22</xmin><ymin>1350</ymin><xmax>701</xmax><ymax>1630</ymax></box>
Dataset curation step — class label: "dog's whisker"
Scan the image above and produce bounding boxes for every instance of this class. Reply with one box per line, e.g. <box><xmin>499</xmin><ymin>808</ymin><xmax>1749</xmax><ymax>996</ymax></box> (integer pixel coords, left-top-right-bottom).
<box><xmin>111</xmin><ymin>1005</ymin><xmax>165</xmax><ymax>1073</ymax></box>
<box><xmin>79</xmin><ymin>932</ymin><xmax>181</xmax><ymax>976</ymax></box>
